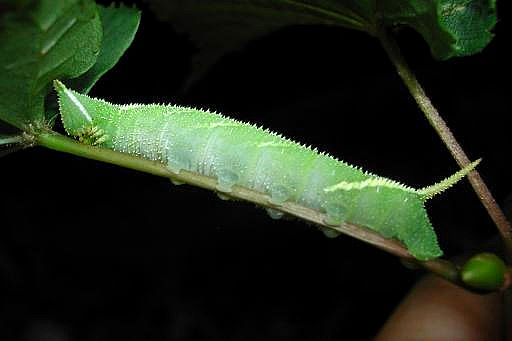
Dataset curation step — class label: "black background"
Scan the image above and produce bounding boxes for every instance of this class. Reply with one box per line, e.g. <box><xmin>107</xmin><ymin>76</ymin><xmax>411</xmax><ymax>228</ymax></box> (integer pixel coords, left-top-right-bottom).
<box><xmin>1</xmin><ymin>1</ymin><xmax>510</xmax><ymax>340</ymax></box>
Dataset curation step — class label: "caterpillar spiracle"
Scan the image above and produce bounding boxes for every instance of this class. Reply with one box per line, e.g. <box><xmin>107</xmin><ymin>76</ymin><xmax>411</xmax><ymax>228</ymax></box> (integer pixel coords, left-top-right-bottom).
<box><xmin>53</xmin><ymin>80</ymin><xmax>480</xmax><ymax>260</ymax></box>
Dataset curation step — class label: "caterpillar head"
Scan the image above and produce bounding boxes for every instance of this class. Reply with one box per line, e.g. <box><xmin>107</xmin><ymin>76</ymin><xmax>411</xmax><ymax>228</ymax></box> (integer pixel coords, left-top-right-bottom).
<box><xmin>53</xmin><ymin>80</ymin><xmax>96</xmax><ymax>136</ymax></box>
<box><xmin>53</xmin><ymin>80</ymin><xmax>108</xmax><ymax>145</ymax></box>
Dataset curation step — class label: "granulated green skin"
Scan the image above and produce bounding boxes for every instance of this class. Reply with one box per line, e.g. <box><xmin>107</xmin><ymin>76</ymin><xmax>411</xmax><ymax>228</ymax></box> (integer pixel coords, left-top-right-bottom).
<box><xmin>55</xmin><ymin>80</ymin><xmax>443</xmax><ymax>260</ymax></box>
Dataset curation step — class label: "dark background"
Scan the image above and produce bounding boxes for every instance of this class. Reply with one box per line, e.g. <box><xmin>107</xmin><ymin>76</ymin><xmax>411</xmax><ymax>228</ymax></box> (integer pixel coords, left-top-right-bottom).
<box><xmin>1</xmin><ymin>1</ymin><xmax>510</xmax><ymax>340</ymax></box>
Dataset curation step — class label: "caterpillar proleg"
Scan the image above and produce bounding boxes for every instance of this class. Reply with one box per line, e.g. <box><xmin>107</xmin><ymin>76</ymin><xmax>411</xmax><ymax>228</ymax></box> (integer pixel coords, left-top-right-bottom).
<box><xmin>54</xmin><ymin>80</ymin><xmax>480</xmax><ymax>260</ymax></box>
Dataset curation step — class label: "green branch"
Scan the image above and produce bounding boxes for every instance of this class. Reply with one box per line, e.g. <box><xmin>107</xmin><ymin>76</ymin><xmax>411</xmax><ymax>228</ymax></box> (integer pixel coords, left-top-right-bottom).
<box><xmin>36</xmin><ymin>130</ymin><xmax>410</xmax><ymax>256</ymax></box>
<box><xmin>35</xmin><ymin>129</ymin><xmax>507</xmax><ymax>291</ymax></box>
<box><xmin>0</xmin><ymin>135</ymin><xmax>23</xmax><ymax>145</ymax></box>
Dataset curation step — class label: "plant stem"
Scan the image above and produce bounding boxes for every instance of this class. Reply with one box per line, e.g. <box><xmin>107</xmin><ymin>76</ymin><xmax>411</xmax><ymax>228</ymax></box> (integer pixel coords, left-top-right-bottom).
<box><xmin>377</xmin><ymin>28</ymin><xmax>512</xmax><ymax>261</ymax></box>
<box><xmin>36</xmin><ymin>130</ymin><xmax>410</xmax><ymax>255</ymax></box>
<box><xmin>35</xmin><ymin>130</ymin><xmax>469</xmax><ymax>284</ymax></box>
<box><xmin>0</xmin><ymin>135</ymin><xmax>23</xmax><ymax>145</ymax></box>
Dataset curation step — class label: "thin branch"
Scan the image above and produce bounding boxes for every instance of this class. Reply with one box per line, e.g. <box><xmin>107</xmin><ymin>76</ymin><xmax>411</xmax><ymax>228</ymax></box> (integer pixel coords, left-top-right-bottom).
<box><xmin>36</xmin><ymin>130</ymin><xmax>409</xmax><ymax>254</ymax></box>
<box><xmin>35</xmin><ymin>130</ymin><xmax>470</xmax><ymax>284</ymax></box>
<box><xmin>377</xmin><ymin>28</ymin><xmax>512</xmax><ymax>261</ymax></box>
<box><xmin>0</xmin><ymin>135</ymin><xmax>23</xmax><ymax>145</ymax></box>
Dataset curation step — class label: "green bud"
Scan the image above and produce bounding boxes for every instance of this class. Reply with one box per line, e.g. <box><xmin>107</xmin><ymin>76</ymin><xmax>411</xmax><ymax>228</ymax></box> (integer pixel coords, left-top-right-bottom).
<box><xmin>461</xmin><ymin>252</ymin><xmax>507</xmax><ymax>291</ymax></box>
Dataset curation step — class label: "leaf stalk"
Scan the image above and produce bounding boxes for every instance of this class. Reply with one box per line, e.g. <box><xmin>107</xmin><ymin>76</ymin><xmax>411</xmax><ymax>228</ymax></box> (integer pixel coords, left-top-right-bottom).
<box><xmin>377</xmin><ymin>27</ymin><xmax>512</xmax><ymax>262</ymax></box>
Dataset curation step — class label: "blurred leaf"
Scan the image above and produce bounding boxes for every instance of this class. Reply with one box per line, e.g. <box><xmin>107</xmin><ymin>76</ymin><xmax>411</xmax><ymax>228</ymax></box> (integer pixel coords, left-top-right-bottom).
<box><xmin>0</xmin><ymin>0</ymin><xmax>34</xmax><ymax>11</ymax></box>
<box><xmin>146</xmin><ymin>0</ymin><xmax>372</xmax><ymax>88</ymax></box>
<box><xmin>66</xmin><ymin>3</ymin><xmax>141</xmax><ymax>95</ymax></box>
<box><xmin>0</xmin><ymin>0</ymin><xmax>102</xmax><ymax>129</ymax></box>
<box><xmin>146</xmin><ymin>0</ymin><xmax>496</xmax><ymax>87</ymax></box>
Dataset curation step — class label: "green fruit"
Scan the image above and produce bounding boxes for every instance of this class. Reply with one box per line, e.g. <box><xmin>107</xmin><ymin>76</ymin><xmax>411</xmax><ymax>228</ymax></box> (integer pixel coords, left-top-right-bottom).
<box><xmin>461</xmin><ymin>252</ymin><xmax>507</xmax><ymax>291</ymax></box>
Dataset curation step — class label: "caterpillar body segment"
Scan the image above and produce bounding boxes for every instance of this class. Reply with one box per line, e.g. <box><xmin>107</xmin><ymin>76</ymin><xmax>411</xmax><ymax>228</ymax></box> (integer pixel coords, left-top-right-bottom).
<box><xmin>54</xmin><ymin>80</ymin><xmax>479</xmax><ymax>260</ymax></box>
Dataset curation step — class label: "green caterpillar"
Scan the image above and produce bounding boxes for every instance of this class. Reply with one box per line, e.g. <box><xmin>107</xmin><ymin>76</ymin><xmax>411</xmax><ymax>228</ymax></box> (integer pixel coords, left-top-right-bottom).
<box><xmin>54</xmin><ymin>80</ymin><xmax>479</xmax><ymax>260</ymax></box>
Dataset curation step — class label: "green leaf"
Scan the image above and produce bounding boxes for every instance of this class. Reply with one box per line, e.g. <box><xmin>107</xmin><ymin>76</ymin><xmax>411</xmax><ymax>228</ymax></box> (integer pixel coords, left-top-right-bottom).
<box><xmin>0</xmin><ymin>0</ymin><xmax>102</xmax><ymax>129</ymax></box>
<box><xmin>379</xmin><ymin>0</ymin><xmax>497</xmax><ymax>60</ymax></box>
<box><xmin>65</xmin><ymin>4</ymin><xmax>141</xmax><ymax>95</ymax></box>
<box><xmin>145</xmin><ymin>0</ymin><xmax>496</xmax><ymax>86</ymax></box>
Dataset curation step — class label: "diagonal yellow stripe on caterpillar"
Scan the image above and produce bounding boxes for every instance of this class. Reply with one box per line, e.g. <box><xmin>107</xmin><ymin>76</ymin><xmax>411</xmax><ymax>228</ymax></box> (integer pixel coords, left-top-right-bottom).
<box><xmin>324</xmin><ymin>177</ymin><xmax>415</xmax><ymax>193</ymax></box>
<box><xmin>325</xmin><ymin>158</ymin><xmax>481</xmax><ymax>202</ymax></box>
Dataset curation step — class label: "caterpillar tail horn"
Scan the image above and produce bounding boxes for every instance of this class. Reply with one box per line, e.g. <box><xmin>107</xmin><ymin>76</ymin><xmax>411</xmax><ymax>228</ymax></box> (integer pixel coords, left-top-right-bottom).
<box><xmin>418</xmin><ymin>159</ymin><xmax>481</xmax><ymax>201</ymax></box>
